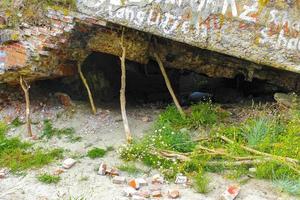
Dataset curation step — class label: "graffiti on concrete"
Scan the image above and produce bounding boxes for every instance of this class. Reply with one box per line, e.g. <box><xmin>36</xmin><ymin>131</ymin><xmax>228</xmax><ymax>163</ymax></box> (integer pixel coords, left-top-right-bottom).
<box><xmin>77</xmin><ymin>0</ymin><xmax>300</xmax><ymax>52</ymax></box>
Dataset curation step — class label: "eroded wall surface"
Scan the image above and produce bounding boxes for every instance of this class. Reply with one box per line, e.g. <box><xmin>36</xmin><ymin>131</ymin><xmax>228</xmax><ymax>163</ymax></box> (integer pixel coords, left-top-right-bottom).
<box><xmin>77</xmin><ymin>0</ymin><xmax>300</xmax><ymax>73</ymax></box>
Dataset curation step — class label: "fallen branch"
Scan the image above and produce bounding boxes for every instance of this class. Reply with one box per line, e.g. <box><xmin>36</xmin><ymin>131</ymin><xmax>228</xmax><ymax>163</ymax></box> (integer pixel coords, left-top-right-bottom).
<box><xmin>219</xmin><ymin>135</ymin><xmax>300</xmax><ymax>174</ymax></box>
<box><xmin>19</xmin><ymin>76</ymin><xmax>33</xmax><ymax>137</ymax></box>
<box><xmin>206</xmin><ymin>160</ymin><xmax>267</xmax><ymax>167</ymax></box>
<box><xmin>120</xmin><ymin>28</ymin><xmax>132</xmax><ymax>143</ymax></box>
<box><xmin>196</xmin><ymin>144</ymin><xmax>259</xmax><ymax>161</ymax></box>
<box><xmin>153</xmin><ymin>52</ymin><xmax>185</xmax><ymax>117</ymax></box>
<box><xmin>78</xmin><ymin>62</ymin><xmax>97</xmax><ymax>115</ymax></box>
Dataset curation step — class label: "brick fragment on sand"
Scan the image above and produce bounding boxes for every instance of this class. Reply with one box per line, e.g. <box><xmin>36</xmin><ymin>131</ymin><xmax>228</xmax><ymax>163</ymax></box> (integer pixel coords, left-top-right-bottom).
<box><xmin>168</xmin><ymin>189</ymin><xmax>180</xmax><ymax>199</ymax></box>
<box><xmin>97</xmin><ymin>162</ymin><xmax>107</xmax><ymax>176</ymax></box>
<box><xmin>112</xmin><ymin>176</ymin><xmax>126</xmax><ymax>184</ymax></box>
<box><xmin>220</xmin><ymin>185</ymin><xmax>241</xmax><ymax>200</ymax></box>
<box><xmin>151</xmin><ymin>190</ymin><xmax>163</xmax><ymax>198</ymax></box>
<box><xmin>106</xmin><ymin>168</ymin><xmax>120</xmax><ymax>176</ymax></box>
<box><xmin>129</xmin><ymin>179</ymin><xmax>140</xmax><ymax>190</ymax></box>
<box><xmin>175</xmin><ymin>174</ymin><xmax>188</xmax><ymax>184</ymax></box>
<box><xmin>136</xmin><ymin>178</ymin><xmax>148</xmax><ymax>186</ymax></box>
<box><xmin>53</xmin><ymin>168</ymin><xmax>65</xmax><ymax>175</ymax></box>
<box><xmin>123</xmin><ymin>186</ymin><xmax>138</xmax><ymax>197</ymax></box>
<box><xmin>0</xmin><ymin>169</ymin><xmax>6</xmax><ymax>178</ymax></box>
<box><xmin>152</xmin><ymin>174</ymin><xmax>164</xmax><ymax>184</ymax></box>
<box><xmin>54</xmin><ymin>92</ymin><xmax>73</xmax><ymax>107</ymax></box>
<box><xmin>62</xmin><ymin>158</ymin><xmax>76</xmax><ymax>169</ymax></box>
<box><xmin>132</xmin><ymin>195</ymin><xmax>147</xmax><ymax>200</ymax></box>
<box><xmin>137</xmin><ymin>190</ymin><xmax>151</xmax><ymax>198</ymax></box>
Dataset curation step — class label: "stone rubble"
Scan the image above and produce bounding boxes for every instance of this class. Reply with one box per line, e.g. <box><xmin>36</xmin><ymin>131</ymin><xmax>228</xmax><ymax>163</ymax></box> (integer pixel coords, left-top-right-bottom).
<box><xmin>97</xmin><ymin>162</ymin><xmax>107</xmax><ymax>176</ymax></box>
<box><xmin>62</xmin><ymin>158</ymin><xmax>77</xmax><ymax>169</ymax></box>
<box><xmin>168</xmin><ymin>189</ymin><xmax>180</xmax><ymax>199</ymax></box>
<box><xmin>112</xmin><ymin>176</ymin><xmax>127</xmax><ymax>185</ymax></box>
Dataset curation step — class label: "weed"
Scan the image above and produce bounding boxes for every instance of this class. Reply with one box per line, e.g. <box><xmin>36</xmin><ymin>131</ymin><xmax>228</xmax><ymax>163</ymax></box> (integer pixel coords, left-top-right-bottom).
<box><xmin>0</xmin><ymin>121</ymin><xmax>63</xmax><ymax>172</ymax></box>
<box><xmin>79</xmin><ymin>176</ymin><xmax>89</xmax><ymax>182</ymax></box>
<box><xmin>120</xmin><ymin>102</ymin><xmax>300</xmax><ymax>196</ymax></box>
<box><xmin>118</xmin><ymin>163</ymin><xmax>142</xmax><ymax>175</ymax></box>
<box><xmin>10</xmin><ymin>117</ymin><xmax>24</xmax><ymax>127</ymax></box>
<box><xmin>193</xmin><ymin>170</ymin><xmax>210</xmax><ymax>194</ymax></box>
<box><xmin>37</xmin><ymin>173</ymin><xmax>61</xmax><ymax>184</ymax></box>
<box><xmin>106</xmin><ymin>146</ymin><xmax>115</xmax><ymax>152</ymax></box>
<box><xmin>87</xmin><ymin>148</ymin><xmax>106</xmax><ymax>159</ymax></box>
<box><xmin>273</xmin><ymin>179</ymin><xmax>300</xmax><ymax>196</ymax></box>
<box><xmin>41</xmin><ymin>120</ymin><xmax>80</xmax><ymax>142</ymax></box>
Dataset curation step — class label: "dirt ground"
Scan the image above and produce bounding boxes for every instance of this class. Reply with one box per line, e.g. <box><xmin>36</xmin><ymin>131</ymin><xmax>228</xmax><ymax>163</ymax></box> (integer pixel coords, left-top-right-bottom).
<box><xmin>0</xmin><ymin>87</ymin><xmax>297</xmax><ymax>200</ymax></box>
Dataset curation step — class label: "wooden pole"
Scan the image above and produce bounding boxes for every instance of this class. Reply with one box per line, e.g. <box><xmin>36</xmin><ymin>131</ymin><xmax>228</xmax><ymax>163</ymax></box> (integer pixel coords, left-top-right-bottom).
<box><xmin>78</xmin><ymin>63</ymin><xmax>97</xmax><ymax>115</ymax></box>
<box><xmin>19</xmin><ymin>76</ymin><xmax>33</xmax><ymax>137</ymax></box>
<box><xmin>153</xmin><ymin>52</ymin><xmax>185</xmax><ymax>117</ymax></box>
<box><xmin>120</xmin><ymin>29</ymin><xmax>132</xmax><ymax>143</ymax></box>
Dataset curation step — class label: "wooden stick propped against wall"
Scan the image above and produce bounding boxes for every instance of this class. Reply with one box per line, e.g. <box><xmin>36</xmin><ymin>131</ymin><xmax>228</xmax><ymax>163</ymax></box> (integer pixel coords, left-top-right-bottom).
<box><xmin>19</xmin><ymin>76</ymin><xmax>33</xmax><ymax>137</ymax></box>
<box><xmin>120</xmin><ymin>28</ymin><xmax>132</xmax><ymax>143</ymax></box>
<box><xmin>153</xmin><ymin>52</ymin><xmax>186</xmax><ymax>117</ymax></box>
<box><xmin>78</xmin><ymin>62</ymin><xmax>97</xmax><ymax>115</ymax></box>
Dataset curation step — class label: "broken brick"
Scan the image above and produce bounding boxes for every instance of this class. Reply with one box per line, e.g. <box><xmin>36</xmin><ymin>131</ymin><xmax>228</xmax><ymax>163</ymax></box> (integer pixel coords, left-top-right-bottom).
<box><xmin>55</xmin><ymin>92</ymin><xmax>73</xmax><ymax>107</ymax></box>
<box><xmin>97</xmin><ymin>162</ymin><xmax>107</xmax><ymax>176</ymax></box>
<box><xmin>62</xmin><ymin>158</ymin><xmax>76</xmax><ymax>169</ymax></box>
<box><xmin>152</xmin><ymin>174</ymin><xmax>164</xmax><ymax>184</ymax></box>
<box><xmin>129</xmin><ymin>179</ymin><xmax>140</xmax><ymax>190</ymax></box>
<box><xmin>151</xmin><ymin>190</ymin><xmax>163</xmax><ymax>198</ymax></box>
<box><xmin>175</xmin><ymin>174</ymin><xmax>188</xmax><ymax>184</ymax></box>
<box><xmin>112</xmin><ymin>176</ymin><xmax>126</xmax><ymax>184</ymax></box>
<box><xmin>168</xmin><ymin>189</ymin><xmax>180</xmax><ymax>199</ymax></box>
<box><xmin>136</xmin><ymin>178</ymin><xmax>148</xmax><ymax>187</ymax></box>
<box><xmin>123</xmin><ymin>186</ymin><xmax>138</xmax><ymax>197</ymax></box>
<box><xmin>220</xmin><ymin>185</ymin><xmax>241</xmax><ymax>200</ymax></box>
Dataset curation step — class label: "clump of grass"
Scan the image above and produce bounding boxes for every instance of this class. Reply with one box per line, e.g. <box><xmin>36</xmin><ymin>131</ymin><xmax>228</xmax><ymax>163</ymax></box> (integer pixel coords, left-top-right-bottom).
<box><xmin>87</xmin><ymin>148</ymin><xmax>107</xmax><ymax>159</ymax></box>
<box><xmin>37</xmin><ymin>173</ymin><xmax>61</xmax><ymax>184</ymax></box>
<box><xmin>10</xmin><ymin>117</ymin><xmax>24</xmax><ymax>127</ymax></box>
<box><xmin>193</xmin><ymin>170</ymin><xmax>210</xmax><ymax>194</ymax></box>
<box><xmin>41</xmin><ymin>120</ymin><xmax>81</xmax><ymax>142</ymax></box>
<box><xmin>120</xmin><ymin>102</ymin><xmax>300</xmax><ymax>196</ymax></box>
<box><xmin>118</xmin><ymin>163</ymin><xmax>142</xmax><ymax>175</ymax></box>
<box><xmin>273</xmin><ymin>179</ymin><xmax>300</xmax><ymax>196</ymax></box>
<box><xmin>0</xmin><ymin>121</ymin><xmax>63</xmax><ymax>172</ymax></box>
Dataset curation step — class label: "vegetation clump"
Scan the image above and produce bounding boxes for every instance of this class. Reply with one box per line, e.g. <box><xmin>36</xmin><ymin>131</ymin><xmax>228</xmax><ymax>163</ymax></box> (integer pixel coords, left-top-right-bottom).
<box><xmin>118</xmin><ymin>163</ymin><xmax>143</xmax><ymax>175</ymax></box>
<box><xmin>0</xmin><ymin>121</ymin><xmax>63</xmax><ymax>172</ymax></box>
<box><xmin>37</xmin><ymin>173</ymin><xmax>61</xmax><ymax>184</ymax></box>
<box><xmin>87</xmin><ymin>148</ymin><xmax>107</xmax><ymax>159</ymax></box>
<box><xmin>120</xmin><ymin>102</ymin><xmax>300</xmax><ymax>196</ymax></box>
<box><xmin>41</xmin><ymin>119</ymin><xmax>81</xmax><ymax>142</ymax></box>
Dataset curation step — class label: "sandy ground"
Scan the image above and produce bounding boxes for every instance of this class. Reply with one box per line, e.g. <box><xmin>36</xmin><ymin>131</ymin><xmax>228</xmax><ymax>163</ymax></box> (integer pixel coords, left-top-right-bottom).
<box><xmin>0</xmin><ymin>89</ymin><xmax>297</xmax><ymax>200</ymax></box>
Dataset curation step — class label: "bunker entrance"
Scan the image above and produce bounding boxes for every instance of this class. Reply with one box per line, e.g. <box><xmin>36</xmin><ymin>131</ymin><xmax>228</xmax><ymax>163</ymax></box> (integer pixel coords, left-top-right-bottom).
<box><xmin>34</xmin><ymin>52</ymin><xmax>286</xmax><ymax>107</ymax></box>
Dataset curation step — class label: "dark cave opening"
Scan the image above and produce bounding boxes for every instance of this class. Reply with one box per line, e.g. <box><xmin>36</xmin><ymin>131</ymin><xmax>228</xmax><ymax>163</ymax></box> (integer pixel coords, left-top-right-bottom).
<box><xmin>31</xmin><ymin>52</ymin><xmax>285</xmax><ymax>106</ymax></box>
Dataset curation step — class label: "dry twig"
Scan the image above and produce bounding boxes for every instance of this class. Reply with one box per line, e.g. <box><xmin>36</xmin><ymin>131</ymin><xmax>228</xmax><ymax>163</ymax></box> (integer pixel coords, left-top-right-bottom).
<box><xmin>219</xmin><ymin>135</ymin><xmax>300</xmax><ymax>174</ymax></box>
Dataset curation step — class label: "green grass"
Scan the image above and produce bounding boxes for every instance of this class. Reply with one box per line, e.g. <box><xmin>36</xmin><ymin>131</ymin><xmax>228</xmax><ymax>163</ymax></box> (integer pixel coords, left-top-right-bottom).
<box><xmin>87</xmin><ymin>148</ymin><xmax>107</xmax><ymax>159</ymax></box>
<box><xmin>41</xmin><ymin>120</ymin><xmax>81</xmax><ymax>142</ymax></box>
<box><xmin>120</xmin><ymin>102</ymin><xmax>300</xmax><ymax>196</ymax></box>
<box><xmin>37</xmin><ymin>173</ymin><xmax>61</xmax><ymax>184</ymax></box>
<box><xmin>0</xmin><ymin>121</ymin><xmax>63</xmax><ymax>172</ymax></box>
<box><xmin>118</xmin><ymin>163</ymin><xmax>142</xmax><ymax>175</ymax></box>
<box><xmin>193</xmin><ymin>170</ymin><xmax>210</xmax><ymax>194</ymax></box>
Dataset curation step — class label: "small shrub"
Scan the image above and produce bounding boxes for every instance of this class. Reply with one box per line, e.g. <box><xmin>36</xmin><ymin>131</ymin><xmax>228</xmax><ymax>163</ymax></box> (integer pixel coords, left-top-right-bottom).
<box><xmin>87</xmin><ymin>148</ymin><xmax>106</xmax><ymax>159</ymax></box>
<box><xmin>37</xmin><ymin>173</ymin><xmax>61</xmax><ymax>184</ymax></box>
<box><xmin>118</xmin><ymin>163</ymin><xmax>142</xmax><ymax>175</ymax></box>
<box><xmin>193</xmin><ymin>170</ymin><xmax>210</xmax><ymax>194</ymax></box>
